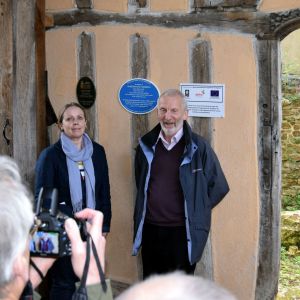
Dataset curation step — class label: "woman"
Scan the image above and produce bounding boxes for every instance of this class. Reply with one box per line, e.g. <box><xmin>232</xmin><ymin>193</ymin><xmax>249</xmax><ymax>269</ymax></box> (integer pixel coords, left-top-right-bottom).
<box><xmin>35</xmin><ymin>102</ymin><xmax>111</xmax><ymax>300</ymax></box>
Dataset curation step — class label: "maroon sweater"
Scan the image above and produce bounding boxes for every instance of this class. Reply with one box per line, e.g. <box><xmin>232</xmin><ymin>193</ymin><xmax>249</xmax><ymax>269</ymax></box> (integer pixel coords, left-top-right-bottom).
<box><xmin>145</xmin><ymin>137</ymin><xmax>186</xmax><ymax>226</ymax></box>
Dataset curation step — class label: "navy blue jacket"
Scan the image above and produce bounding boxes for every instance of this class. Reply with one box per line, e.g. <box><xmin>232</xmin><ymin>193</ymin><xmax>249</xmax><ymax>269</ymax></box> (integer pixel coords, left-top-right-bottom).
<box><xmin>35</xmin><ymin>140</ymin><xmax>111</xmax><ymax>232</ymax></box>
<box><xmin>132</xmin><ymin>121</ymin><xmax>229</xmax><ymax>264</ymax></box>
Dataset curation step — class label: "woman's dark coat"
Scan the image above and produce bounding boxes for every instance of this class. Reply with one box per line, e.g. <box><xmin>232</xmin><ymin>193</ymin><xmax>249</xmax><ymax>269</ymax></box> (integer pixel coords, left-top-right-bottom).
<box><xmin>35</xmin><ymin>140</ymin><xmax>111</xmax><ymax>232</ymax></box>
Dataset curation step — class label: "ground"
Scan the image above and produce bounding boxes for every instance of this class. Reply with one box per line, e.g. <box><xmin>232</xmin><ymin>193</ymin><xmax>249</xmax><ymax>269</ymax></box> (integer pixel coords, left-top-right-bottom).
<box><xmin>277</xmin><ymin>247</ymin><xmax>300</xmax><ymax>299</ymax></box>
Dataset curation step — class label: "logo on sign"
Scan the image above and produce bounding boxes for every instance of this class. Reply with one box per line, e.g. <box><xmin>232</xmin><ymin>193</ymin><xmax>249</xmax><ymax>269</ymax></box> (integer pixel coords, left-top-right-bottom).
<box><xmin>210</xmin><ymin>90</ymin><xmax>219</xmax><ymax>97</ymax></box>
<box><xmin>195</xmin><ymin>90</ymin><xmax>205</xmax><ymax>97</ymax></box>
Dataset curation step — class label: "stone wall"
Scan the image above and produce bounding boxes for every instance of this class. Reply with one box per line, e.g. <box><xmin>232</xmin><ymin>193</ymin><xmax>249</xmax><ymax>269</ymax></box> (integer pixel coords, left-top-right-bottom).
<box><xmin>281</xmin><ymin>31</ymin><xmax>300</xmax><ymax>210</ymax></box>
<box><xmin>281</xmin><ymin>210</ymin><xmax>300</xmax><ymax>250</ymax></box>
<box><xmin>281</xmin><ymin>93</ymin><xmax>300</xmax><ymax>210</ymax></box>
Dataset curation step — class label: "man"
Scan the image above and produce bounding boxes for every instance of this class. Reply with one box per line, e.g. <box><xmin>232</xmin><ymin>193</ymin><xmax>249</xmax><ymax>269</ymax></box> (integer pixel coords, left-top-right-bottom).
<box><xmin>0</xmin><ymin>155</ymin><xmax>113</xmax><ymax>300</ymax></box>
<box><xmin>132</xmin><ymin>89</ymin><xmax>229</xmax><ymax>278</ymax></box>
<box><xmin>38</xmin><ymin>233</ymin><xmax>55</xmax><ymax>254</ymax></box>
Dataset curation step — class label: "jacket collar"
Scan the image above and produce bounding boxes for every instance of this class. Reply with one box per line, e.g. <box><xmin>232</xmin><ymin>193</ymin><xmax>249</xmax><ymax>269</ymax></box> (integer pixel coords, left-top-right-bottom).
<box><xmin>141</xmin><ymin>121</ymin><xmax>193</xmax><ymax>148</ymax></box>
<box><xmin>54</xmin><ymin>138</ymin><xmax>62</xmax><ymax>150</ymax></box>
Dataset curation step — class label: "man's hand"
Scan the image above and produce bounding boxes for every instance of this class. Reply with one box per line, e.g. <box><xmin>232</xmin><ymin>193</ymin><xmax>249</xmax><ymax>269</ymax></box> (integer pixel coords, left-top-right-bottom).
<box><xmin>30</xmin><ymin>257</ymin><xmax>55</xmax><ymax>288</ymax></box>
<box><xmin>64</xmin><ymin>208</ymin><xmax>106</xmax><ymax>285</ymax></box>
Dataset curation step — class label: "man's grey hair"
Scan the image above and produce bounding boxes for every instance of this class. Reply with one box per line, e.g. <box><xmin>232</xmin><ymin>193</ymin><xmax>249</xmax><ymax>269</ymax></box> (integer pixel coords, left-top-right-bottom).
<box><xmin>158</xmin><ymin>89</ymin><xmax>188</xmax><ymax>111</ymax></box>
<box><xmin>116</xmin><ymin>272</ymin><xmax>237</xmax><ymax>300</ymax></box>
<box><xmin>0</xmin><ymin>155</ymin><xmax>22</xmax><ymax>183</ymax></box>
<box><xmin>0</xmin><ymin>157</ymin><xmax>34</xmax><ymax>289</ymax></box>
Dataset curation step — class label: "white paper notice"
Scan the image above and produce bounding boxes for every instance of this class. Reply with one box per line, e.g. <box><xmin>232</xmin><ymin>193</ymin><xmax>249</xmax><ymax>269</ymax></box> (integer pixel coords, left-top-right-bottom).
<box><xmin>180</xmin><ymin>83</ymin><xmax>225</xmax><ymax>118</ymax></box>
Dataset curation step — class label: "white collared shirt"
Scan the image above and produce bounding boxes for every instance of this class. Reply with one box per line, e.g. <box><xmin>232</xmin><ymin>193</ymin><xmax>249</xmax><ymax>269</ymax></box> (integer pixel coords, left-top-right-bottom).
<box><xmin>157</xmin><ymin>128</ymin><xmax>184</xmax><ymax>151</ymax></box>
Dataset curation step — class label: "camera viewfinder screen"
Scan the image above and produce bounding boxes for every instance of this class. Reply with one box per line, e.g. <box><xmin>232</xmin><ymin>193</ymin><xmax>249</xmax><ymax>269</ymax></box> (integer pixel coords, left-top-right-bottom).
<box><xmin>30</xmin><ymin>231</ymin><xmax>59</xmax><ymax>255</ymax></box>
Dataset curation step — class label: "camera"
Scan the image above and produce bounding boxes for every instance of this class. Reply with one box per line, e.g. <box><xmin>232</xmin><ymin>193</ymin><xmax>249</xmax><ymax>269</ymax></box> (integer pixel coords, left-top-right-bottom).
<box><xmin>30</xmin><ymin>187</ymin><xmax>86</xmax><ymax>258</ymax></box>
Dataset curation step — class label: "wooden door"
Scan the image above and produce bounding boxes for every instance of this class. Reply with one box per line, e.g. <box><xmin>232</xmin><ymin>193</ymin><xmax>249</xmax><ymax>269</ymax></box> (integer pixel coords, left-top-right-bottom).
<box><xmin>0</xmin><ymin>0</ymin><xmax>13</xmax><ymax>156</ymax></box>
<box><xmin>0</xmin><ymin>0</ymin><xmax>47</xmax><ymax>187</ymax></box>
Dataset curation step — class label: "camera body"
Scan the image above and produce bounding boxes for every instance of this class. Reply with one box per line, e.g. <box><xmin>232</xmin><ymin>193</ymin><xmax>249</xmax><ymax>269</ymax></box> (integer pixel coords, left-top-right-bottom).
<box><xmin>30</xmin><ymin>187</ymin><xmax>85</xmax><ymax>258</ymax></box>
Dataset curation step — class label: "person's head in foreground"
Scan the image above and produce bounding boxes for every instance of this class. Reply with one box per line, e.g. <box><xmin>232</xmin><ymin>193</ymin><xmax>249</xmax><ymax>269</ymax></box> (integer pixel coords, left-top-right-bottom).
<box><xmin>116</xmin><ymin>272</ymin><xmax>237</xmax><ymax>300</ymax></box>
<box><xmin>0</xmin><ymin>180</ymin><xmax>34</xmax><ymax>299</ymax></box>
<box><xmin>0</xmin><ymin>155</ymin><xmax>22</xmax><ymax>183</ymax></box>
<box><xmin>0</xmin><ymin>155</ymin><xmax>108</xmax><ymax>299</ymax></box>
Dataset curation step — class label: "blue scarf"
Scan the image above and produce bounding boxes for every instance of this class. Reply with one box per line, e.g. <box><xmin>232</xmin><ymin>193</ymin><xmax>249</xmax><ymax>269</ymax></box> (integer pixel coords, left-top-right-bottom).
<box><xmin>60</xmin><ymin>132</ymin><xmax>95</xmax><ymax>212</ymax></box>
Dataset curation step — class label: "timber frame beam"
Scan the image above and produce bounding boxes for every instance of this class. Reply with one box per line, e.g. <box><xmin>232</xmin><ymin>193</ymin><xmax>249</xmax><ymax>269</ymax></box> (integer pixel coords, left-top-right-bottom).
<box><xmin>46</xmin><ymin>10</ymin><xmax>270</xmax><ymax>35</ymax></box>
<box><xmin>45</xmin><ymin>8</ymin><xmax>300</xmax><ymax>40</ymax></box>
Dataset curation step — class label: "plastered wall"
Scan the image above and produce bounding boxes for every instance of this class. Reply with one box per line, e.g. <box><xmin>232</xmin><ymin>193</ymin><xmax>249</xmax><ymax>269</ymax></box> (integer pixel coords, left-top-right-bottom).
<box><xmin>259</xmin><ymin>0</ymin><xmax>300</xmax><ymax>12</ymax></box>
<box><xmin>46</xmin><ymin>0</ymin><xmax>128</xmax><ymax>12</ymax></box>
<box><xmin>45</xmin><ymin>0</ymin><xmax>189</xmax><ymax>12</ymax></box>
<box><xmin>45</xmin><ymin>0</ymin><xmax>300</xmax><ymax>299</ymax></box>
<box><xmin>210</xmin><ymin>33</ymin><xmax>259</xmax><ymax>298</ymax></box>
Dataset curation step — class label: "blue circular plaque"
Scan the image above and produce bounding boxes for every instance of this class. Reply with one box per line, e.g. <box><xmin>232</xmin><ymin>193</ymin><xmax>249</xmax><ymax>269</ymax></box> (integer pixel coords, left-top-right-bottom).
<box><xmin>118</xmin><ymin>78</ymin><xmax>160</xmax><ymax>114</ymax></box>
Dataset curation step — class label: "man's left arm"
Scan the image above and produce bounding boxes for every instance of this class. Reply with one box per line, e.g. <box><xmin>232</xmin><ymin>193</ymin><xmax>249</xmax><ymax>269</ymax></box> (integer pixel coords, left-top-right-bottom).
<box><xmin>204</xmin><ymin>146</ymin><xmax>229</xmax><ymax>208</ymax></box>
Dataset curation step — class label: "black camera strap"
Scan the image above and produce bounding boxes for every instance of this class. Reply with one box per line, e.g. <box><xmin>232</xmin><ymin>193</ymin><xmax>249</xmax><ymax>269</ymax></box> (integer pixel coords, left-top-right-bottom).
<box><xmin>29</xmin><ymin>258</ymin><xmax>45</xmax><ymax>281</ymax></box>
<box><xmin>90</xmin><ymin>234</ymin><xmax>107</xmax><ymax>291</ymax></box>
<box><xmin>72</xmin><ymin>233</ymin><xmax>107</xmax><ymax>300</ymax></box>
<box><xmin>20</xmin><ymin>280</ymin><xmax>34</xmax><ymax>300</ymax></box>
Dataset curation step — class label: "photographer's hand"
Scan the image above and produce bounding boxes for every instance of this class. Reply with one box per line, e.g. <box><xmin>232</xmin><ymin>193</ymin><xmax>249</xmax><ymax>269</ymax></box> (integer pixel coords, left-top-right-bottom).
<box><xmin>30</xmin><ymin>257</ymin><xmax>55</xmax><ymax>288</ymax></box>
<box><xmin>64</xmin><ymin>208</ymin><xmax>106</xmax><ymax>285</ymax></box>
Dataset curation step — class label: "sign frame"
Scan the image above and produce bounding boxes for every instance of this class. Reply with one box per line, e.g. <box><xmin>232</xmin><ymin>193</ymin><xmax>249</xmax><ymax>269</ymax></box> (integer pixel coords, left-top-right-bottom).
<box><xmin>180</xmin><ymin>83</ymin><xmax>225</xmax><ymax>118</ymax></box>
<box><xmin>76</xmin><ymin>76</ymin><xmax>96</xmax><ymax>109</ymax></box>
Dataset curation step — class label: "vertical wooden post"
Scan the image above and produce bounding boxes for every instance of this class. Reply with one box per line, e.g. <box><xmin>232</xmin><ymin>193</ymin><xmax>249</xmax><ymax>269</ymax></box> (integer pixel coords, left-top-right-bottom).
<box><xmin>190</xmin><ymin>39</ymin><xmax>214</xmax><ymax>280</ymax></box>
<box><xmin>190</xmin><ymin>39</ymin><xmax>213</xmax><ymax>143</ymax></box>
<box><xmin>75</xmin><ymin>0</ymin><xmax>93</xmax><ymax>9</ymax></box>
<box><xmin>0</xmin><ymin>0</ymin><xmax>13</xmax><ymax>156</ymax></box>
<box><xmin>255</xmin><ymin>39</ymin><xmax>281</xmax><ymax>300</ymax></box>
<box><xmin>136</xmin><ymin>0</ymin><xmax>147</xmax><ymax>8</ymax></box>
<box><xmin>36</xmin><ymin>0</ymin><xmax>47</xmax><ymax>154</ymax></box>
<box><xmin>130</xmin><ymin>33</ymin><xmax>149</xmax><ymax>279</ymax></box>
<box><xmin>193</xmin><ymin>0</ymin><xmax>204</xmax><ymax>12</ymax></box>
<box><xmin>130</xmin><ymin>33</ymin><xmax>149</xmax><ymax>147</ymax></box>
<box><xmin>12</xmin><ymin>0</ymin><xmax>37</xmax><ymax>187</ymax></box>
<box><xmin>77</xmin><ymin>31</ymin><xmax>97</xmax><ymax>140</ymax></box>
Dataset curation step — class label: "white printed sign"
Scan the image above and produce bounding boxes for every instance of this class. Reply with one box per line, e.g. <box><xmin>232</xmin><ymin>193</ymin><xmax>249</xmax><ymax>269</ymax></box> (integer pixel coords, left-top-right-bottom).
<box><xmin>180</xmin><ymin>83</ymin><xmax>225</xmax><ymax>118</ymax></box>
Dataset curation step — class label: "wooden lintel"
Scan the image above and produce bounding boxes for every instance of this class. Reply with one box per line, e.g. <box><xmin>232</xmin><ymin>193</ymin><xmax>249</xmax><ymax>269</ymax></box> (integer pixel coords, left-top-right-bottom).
<box><xmin>47</xmin><ymin>10</ymin><xmax>270</xmax><ymax>36</ymax></box>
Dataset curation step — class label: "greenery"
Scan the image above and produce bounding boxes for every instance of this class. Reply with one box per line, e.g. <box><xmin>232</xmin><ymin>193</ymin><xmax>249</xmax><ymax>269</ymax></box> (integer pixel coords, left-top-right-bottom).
<box><xmin>282</xmin><ymin>74</ymin><xmax>300</xmax><ymax>102</ymax></box>
<box><xmin>283</xmin><ymin>92</ymin><xmax>300</xmax><ymax>102</ymax></box>
<box><xmin>282</xmin><ymin>62</ymin><xmax>300</xmax><ymax>77</ymax></box>
<box><xmin>277</xmin><ymin>247</ymin><xmax>300</xmax><ymax>299</ymax></box>
<box><xmin>279</xmin><ymin>66</ymin><xmax>300</xmax><ymax>298</ymax></box>
<box><xmin>282</xmin><ymin>194</ymin><xmax>300</xmax><ymax>211</ymax></box>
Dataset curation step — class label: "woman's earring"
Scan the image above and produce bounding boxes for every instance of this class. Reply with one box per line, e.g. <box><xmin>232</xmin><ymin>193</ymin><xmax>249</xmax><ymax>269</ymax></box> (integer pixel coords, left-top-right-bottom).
<box><xmin>57</xmin><ymin>123</ymin><xmax>64</xmax><ymax>132</ymax></box>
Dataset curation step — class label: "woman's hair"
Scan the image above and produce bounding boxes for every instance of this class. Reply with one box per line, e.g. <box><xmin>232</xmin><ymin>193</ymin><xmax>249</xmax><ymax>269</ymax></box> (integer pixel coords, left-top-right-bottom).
<box><xmin>58</xmin><ymin>102</ymin><xmax>87</xmax><ymax>124</ymax></box>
